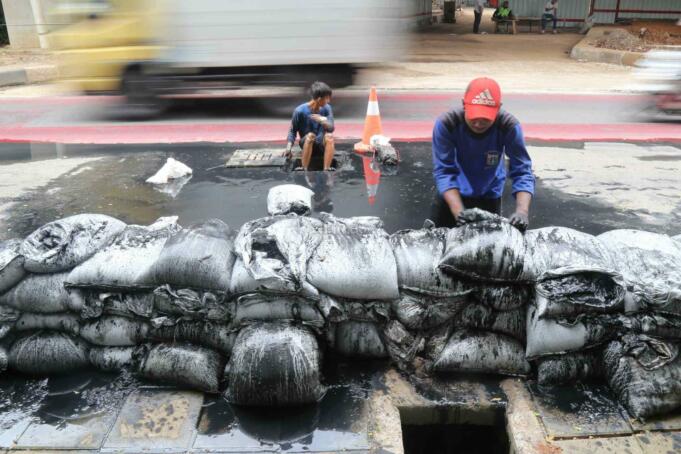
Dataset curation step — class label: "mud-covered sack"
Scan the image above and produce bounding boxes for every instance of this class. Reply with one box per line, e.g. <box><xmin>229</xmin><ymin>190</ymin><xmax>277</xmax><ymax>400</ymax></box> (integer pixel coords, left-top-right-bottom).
<box><xmin>598</xmin><ymin>230</ymin><xmax>681</xmax><ymax>315</ymax></box>
<box><xmin>153</xmin><ymin>286</ymin><xmax>232</xmax><ymax>321</ymax></box>
<box><xmin>143</xmin><ymin>219</ymin><xmax>235</xmax><ymax>291</ymax></box>
<box><xmin>391</xmin><ymin>290</ymin><xmax>467</xmax><ymax>331</ymax></box>
<box><xmin>227</xmin><ymin>323</ymin><xmax>324</xmax><ymax>406</ymax></box>
<box><xmin>525</xmin><ymin>304</ymin><xmax>615</xmax><ymax>359</ymax></box>
<box><xmin>318</xmin><ymin>213</ymin><xmax>385</xmax><ymax>231</ymax></box>
<box><xmin>15</xmin><ymin>313</ymin><xmax>81</xmax><ymax>336</ymax></box>
<box><xmin>0</xmin><ymin>239</ymin><xmax>25</xmax><ymax>294</ymax></box>
<box><xmin>468</xmin><ymin>283</ymin><xmax>533</xmax><ymax>312</ymax></box>
<box><xmin>150</xmin><ymin>319</ymin><xmax>236</xmax><ymax>354</ymax></box>
<box><xmin>0</xmin><ymin>345</ymin><xmax>7</xmax><ymax>374</ymax></box>
<box><xmin>89</xmin><ymin>346</ymin><xmax>138</xmax><ymax>372</ymax></box>
<box><xmin>536</xmin><ymin>351</ymin><xmax>604</xmax><ymax>385</ymax></box>
<box><xmin>0</xmin><ymin>272</ymin><xmax>71</xmax><ymax>313</ymax></box>
<box><xmin>9</xmin><ymin>332</ymin><xmax>89</xmax><ymax>375</ymax></box>
<box><xmin>234</xmin><ymin>216</ymin><xmax>323</xmax><ymax>297</ymax></box>
<box><xmin>20</xmin><ymin>214</ymin><xmax>126</xmax><ymax>273</ymax></box>
<box><xmin>332</xmin><ymin>321</ymin><xmax>388</xmax><ymax>358</ymax></box>
<box><xmin>535</xmin><ymin>271</ymin><xmax>626</xmax><ymax>319</ymax></box>
<box><xmin>604</xmin><ymin>335</ymin><xmax>681</xmax><ymax>419</ymax></box>
<box><xmin>317</xmin><ymin>293</ymin><xmax>391</xmax><ymax>324</ymax></box>
<box><xmin>80</xmin><ymin>316</ymin><xmax>150</xmax><ymax>346</ymax></box>
<box><xmin>383</xmin><ymin>320</ymin><xmax>425</xmax><ymax>368</ymax></box>
<box><xmin>307</xmin><ymin>222</ymin><xmax>399</xmax><ymax>300</ymax></box>
<box><xmin>66</xmin><ymin>218</ymin><xmax>180</xmax><ymax>290</ymax></box>
<box><xmin>524</xmin><ymin>227</ymin><xmax>617</xmax><ymax>280</ymax></box>
<box><xmin>69</xmin><ymin>289</ymin><xmax>154</xmax><ymax>319</ymax></box>
<box><xmin>390</xmin><ymin>227</ymin><xmax>471</xmax><ymax>297</ymax></box>
<box><xmin>433</xmin><ymin>329</ymin><xmax>531</xmax><ymax>377</ymax></box>
<box><xmin>137</xmin><ymin>344</ymin><xmax>225</xmax><ymax>393</ymax></box>
<box><xmin>456</xmin><ymin>303</ymin><xmax>526</xmax><ymax>341</ymax></box>
<box><xmin>267</xmin><ymin>184</ymin><xmax>314</xmax><ymax>216</ymax></box>
<box><xmin>233</xmin><ymin>293</ymin><xmax>324</xmax><ymax>327</ymax></box>
<box><xmin>439</xmin><ymin>209</ymin><xmax>528</xmax><ymax>283</ymax></box>
<box><xmin>0</xmin><ymin>307</ymin><xmax>19</xmax><ymax>339</ymax></box>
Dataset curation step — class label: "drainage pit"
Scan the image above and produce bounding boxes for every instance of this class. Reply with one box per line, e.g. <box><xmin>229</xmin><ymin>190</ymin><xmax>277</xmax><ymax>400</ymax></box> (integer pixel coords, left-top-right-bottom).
<box><xmin>400</xmin><ymin>405</ymin><xmax>509</xmax><ymax>454</ymax></box>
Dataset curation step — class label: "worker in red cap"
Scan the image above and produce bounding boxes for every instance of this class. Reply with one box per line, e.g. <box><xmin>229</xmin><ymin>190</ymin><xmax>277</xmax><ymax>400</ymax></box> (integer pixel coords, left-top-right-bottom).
<box><xmin>431</xmin><ymin>77</ymin><xmax>535</xmax><ymax>231</ymax></box>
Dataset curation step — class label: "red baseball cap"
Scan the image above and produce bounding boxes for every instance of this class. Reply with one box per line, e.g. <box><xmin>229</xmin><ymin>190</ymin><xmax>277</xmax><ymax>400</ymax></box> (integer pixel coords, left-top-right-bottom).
<box><xmin>463</xmin><ymin>77</ymin><xmax>502</xmax><ymax>122</ymax></box>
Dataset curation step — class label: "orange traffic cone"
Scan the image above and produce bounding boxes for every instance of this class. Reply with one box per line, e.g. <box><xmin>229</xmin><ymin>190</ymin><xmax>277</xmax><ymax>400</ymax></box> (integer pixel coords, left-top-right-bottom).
<box><xmin>354</xmin><ymin>86</ymin><xmax>383</xmax><ymax>153</ymax></box>
<box><xmin>362</xmin><ymin>156</ymin><xmax>381</xmax><ymax>206</ymax></box>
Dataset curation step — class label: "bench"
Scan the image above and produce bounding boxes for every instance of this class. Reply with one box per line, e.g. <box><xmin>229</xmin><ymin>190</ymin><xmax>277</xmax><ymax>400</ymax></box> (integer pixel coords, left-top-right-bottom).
<box><xmin>494</xmin><ymin>18</ymin><xmax>517</xmax><ymax>34</ymax></box>
<box><xmin>516</xmin><ymin>16</ymin><xmax>542</xmax><ymax>33</ymax></box>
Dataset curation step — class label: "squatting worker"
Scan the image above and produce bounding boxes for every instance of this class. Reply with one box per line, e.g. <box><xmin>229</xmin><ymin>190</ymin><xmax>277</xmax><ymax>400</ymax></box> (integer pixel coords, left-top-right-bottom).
<box><xmin>286</xmin><ymin>81</ymin><xmax>335</xmax><ymax>171</ymax></box>
<box><xmin>431</xmin><ymin>77</ymin><xmax>535</xmax><ymax>231</ymax></box>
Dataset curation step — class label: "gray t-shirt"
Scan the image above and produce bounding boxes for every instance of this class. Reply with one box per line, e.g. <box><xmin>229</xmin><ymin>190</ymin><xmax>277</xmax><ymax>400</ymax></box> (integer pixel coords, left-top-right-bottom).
<box><xmin>544</xmin><ymin>1</ymin><xmax>558</xmax><ymax>13</ymax></box>
<box><xmin>475</xmin><ymin>0</ymin><xmax>485</xmax><ymax>14</ymax></box>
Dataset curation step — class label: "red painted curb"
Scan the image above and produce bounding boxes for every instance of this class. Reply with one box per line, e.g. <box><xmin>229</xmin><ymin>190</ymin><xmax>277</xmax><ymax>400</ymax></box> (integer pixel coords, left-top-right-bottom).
<box><xmin>0</xmin><ymin>121</ymin><xmax>679</xmax><ymax>145</ymax></box>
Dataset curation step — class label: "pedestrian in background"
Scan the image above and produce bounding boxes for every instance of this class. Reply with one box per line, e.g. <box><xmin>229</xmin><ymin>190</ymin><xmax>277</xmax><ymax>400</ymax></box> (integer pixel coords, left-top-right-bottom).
<box><xmin>473</xmin><ymin>0</ymin><xmax>485</xmax><ymax>34</ymax></box>
<box><xmin>431</xmin><ymin>77</ymin><xmax>535</xmax><ymax>231</ymax></box>
<box><xmin>541</xmin><ymin>0</ymin><xmax>559</xmax><ymax>34</ymax></box>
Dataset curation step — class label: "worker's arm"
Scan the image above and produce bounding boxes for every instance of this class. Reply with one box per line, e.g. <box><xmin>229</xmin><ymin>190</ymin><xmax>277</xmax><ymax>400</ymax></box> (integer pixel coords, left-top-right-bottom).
<box><xmin>286</xmin><ymin>110</ymin><xmax>300</xmax><ymax>155</ymax></box>
<box><xmin>310</xmin><ymin>107</ymin><xmax>335</xmax><ymax>133</ymax></box>
<box><xmin>505</xmin><ymin>123</ymin><xmax>535</xmax><ymax>231</ymax></box>
<box><xmin>432</xmin><ymin>119</ymin><xmax>464</xmax><ymax>219</ymax></box>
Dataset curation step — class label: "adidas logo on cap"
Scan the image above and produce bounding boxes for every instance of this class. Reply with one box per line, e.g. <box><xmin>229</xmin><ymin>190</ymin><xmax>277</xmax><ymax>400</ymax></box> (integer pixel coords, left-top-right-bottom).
<box><xmin>471</xmin><ymin>89</ymin><xmax>497</xmax><ymax>107</ymax></box>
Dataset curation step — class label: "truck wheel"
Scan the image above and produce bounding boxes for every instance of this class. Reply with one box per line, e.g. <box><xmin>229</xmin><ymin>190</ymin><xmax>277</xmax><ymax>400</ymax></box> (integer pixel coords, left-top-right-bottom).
<box><xmin>121</xmin><ymin>65</ymin><xmax>168</xmax><ymax>118</ymax></box>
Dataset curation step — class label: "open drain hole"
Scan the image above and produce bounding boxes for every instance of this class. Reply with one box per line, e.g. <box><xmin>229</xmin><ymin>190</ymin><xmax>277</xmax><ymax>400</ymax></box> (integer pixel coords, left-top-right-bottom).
<box><xmin>400</xmin><ymin>406</ymin><xmax>509</xmax><ymax>454</ymax></box>
<box><xmin>289</xmin><ymin>157</ymin><xmax>341</xmax><ymax>171</ymax></box>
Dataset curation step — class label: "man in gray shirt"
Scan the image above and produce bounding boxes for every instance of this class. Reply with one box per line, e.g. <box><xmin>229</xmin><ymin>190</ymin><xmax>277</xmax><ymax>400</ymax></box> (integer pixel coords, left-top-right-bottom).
<box><xmin>541</xmin><ymin>0</ymin><xmax>559</xmax><ymax>34</ymax></box>
<box><xmin>473</xmin><ymin>0</ymin><xmax>485</xmax><ymax>34</ymax></box>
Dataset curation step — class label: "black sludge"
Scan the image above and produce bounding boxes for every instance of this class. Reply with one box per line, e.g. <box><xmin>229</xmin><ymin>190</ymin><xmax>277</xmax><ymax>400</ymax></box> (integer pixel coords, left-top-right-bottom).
<box><xmin>151</xmin><ymin>320</ymin><xmax>236</xmax><ymax>354</ymax></box>
<box><xmin>144</xmin><ymin>219</ymin><xmax>235</xmax><ymax>291</ymax></box>
<box><xmin>0</xmin><ymin>272</ymin><xmax>71</xmax><ymax>313</ymax></box>
<box><xmin>468</xmin><ymin>283</ymin><xmax>533</xmax><ymax>312</ymax></box>
<box><xmin>604</xmin><ymin>335</ymin><xmax>681</xmax><ymax>419</ymax></box>
<box><xmin>391</xmin><ymin>290</ymin><xmax>467</xmax><ymax>331</ymax></box>
<box><xmin>9</xmin><ymin>332</ymin><xmax>89</xmax><ymax>375</ymax></box>
<box><xmin>332</xmin><ymin>321</ymin><xmax>388</xmax><ymax>359</ymax></box>
<box><xmin>137</xmin><ymin>344</ymin><xmax>224</xmax><ymax>393</ymax></box>
<box><xmin>69</xmin><ymin>289</ymin><xmax>154</xmax><ymax>319</ymax></box>
<box><xmin>0</xmin><ymin>239</ymin><xmax>25</xmax><ymax>294</ymax></box>
<box><xmin>89</xmin><ymin>346</ymin><xmax>138</xmax><ymax>372</ymax></box>
<box><xmin>227</xmin><ymin>323</ymin><xmax>324</xmax><ymax>406</ymax></box>
<box><xmin>439</xmin><ymin>209</ymin><xmax>528</xmax><ymax>283</ymax></box>
<box><xmin>456</xmin><ymin>304</ymin><xmax>526</xmax><ymax>341</ymax></box>
<box><xmin>535</xmin><ymin>272</ymin><xmax>625</xmax><ymax>319</ymax></box>
<box><xmin>433</xmin><ymin>328</ymin><xmax>531</xmax><ymax>377</ymax></box>
<box><xmin>153</xmin><ymin>286</ymin><xmax>231</xmax><ymax>321</ymax></box>
<box><xmin>21</xmin><ymin>214</ymin><xmax>126</xmax><ymax>273</ymax></box>
<box><xmin>536</xmin><ymin>351</ymin><xmax>604</xmax><ymax>385</ymax></box>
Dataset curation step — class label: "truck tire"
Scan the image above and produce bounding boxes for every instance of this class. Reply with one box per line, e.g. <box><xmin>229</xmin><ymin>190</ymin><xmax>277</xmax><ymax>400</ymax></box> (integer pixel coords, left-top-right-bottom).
<box><xmin>120</xmin><ymin>64</ymin><xmax>168</xmax><ymax>118</ymax></box>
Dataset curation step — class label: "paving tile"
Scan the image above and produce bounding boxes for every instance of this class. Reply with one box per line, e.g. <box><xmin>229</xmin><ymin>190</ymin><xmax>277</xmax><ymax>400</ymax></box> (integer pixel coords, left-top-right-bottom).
<box><xmin>527</xmin><ymin>382</ymin><xmax>633</xmax><ymax>438</ymax></box>
<box><xmin>552</xmin><ymin>436</ymin><xmax>645</xmax><ymax>454</ymax></box>
<box><xmin>15</xmin><ymin>412</ymin><xmax>116</xmax><ymax>450</ymax></box>
<box><xmin>635</xmin><ymin>431</ymin><xmax>681</xmax><ymax>454</ymax></box>
<box><xmin>629</xmin><ymin>410</ymin><xmax>681</xmax><ymax>432</ymax></box>
<box><xmin>103</xmin><ymin>389</ymin><xmax>203</xmax><ymax>452</ymax></box>
<box><xmin>0</xmin><ymin>418</ymin><xmax>31</xmax><ymax>449</ymax></box>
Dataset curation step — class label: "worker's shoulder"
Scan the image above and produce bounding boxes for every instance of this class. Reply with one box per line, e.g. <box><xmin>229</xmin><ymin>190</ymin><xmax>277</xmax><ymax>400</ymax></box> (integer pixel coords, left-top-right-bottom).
<box><xmin>437</xmin><ymin>108</ymin><xmax>466</xmax><ymax>132</ymax></box>
<box><xmin>293</xmin><ymin>103</ymin><xmax>310</xmax><ymax>114</ymax></box>
<box><xmin>496</xmin><ymin>109</ymin><xmax>520</xmax><ymax>133</ymax></box>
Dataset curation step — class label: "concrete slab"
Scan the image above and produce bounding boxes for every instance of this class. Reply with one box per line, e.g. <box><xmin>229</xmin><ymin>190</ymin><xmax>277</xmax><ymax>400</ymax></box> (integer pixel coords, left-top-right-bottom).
<box><xmin>225</xmin><ymin>149</ymin><xmax>288</xmax><ymax>168</ymax></box>
<box><xmin>103</xmin><ymin>389</ymin><xmax>203</xmax><ymax>452</ymax></box>
<box><xmin>552</xmin><ymin>436</ymin><xmax>645</xmax><ymax>454</ymax></box>
<box><xmin>635</xmin><ymin>431</ymin><xmax>681</xmax><ymax>454</ymax></box>
<box><xmin>0</xmin><ymin>68</ymin><xmax>27</xmax><ymax>88</ymax></box>
<box><xmin>0</xmin><ymin>418</ymin><xmax>31</xmax><ymax>449</ymax></box>
<box><xmin>15</xmin><ymin>412</ymin><xmax>116</xmax><ymax>450</ymax></box>
<box><xmin>528</xmin><ymin>383</ymin><xmax>633</xmax><ymax>439</ymax></box>
<box><xmin>630</xmin><ymin>410</ymin><xmax>681</xmax><ymax>432</ymax></box>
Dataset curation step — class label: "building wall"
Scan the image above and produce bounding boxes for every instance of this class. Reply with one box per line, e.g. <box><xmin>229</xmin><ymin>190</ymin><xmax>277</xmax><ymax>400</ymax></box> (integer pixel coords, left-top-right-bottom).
<box><xmin>1</xmin><ymin>0</ymin><xmax>40</xmax><ymax>48</ymax></box>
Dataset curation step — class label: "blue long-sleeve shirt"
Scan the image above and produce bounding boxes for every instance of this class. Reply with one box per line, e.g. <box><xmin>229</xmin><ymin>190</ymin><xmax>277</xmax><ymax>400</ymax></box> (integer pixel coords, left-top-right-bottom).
<box><xmin>286</xmin><ymin>103</ymin><xmax>335</xmax><ymax>144</ymax></box>
<box><xmin>432</xmin><ymin>108</ymin><xmax>535</xmax><ymax>199</ymax></box>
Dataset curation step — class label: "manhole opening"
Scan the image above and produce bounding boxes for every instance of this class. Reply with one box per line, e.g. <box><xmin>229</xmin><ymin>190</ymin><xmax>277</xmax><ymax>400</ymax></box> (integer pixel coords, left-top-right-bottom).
<box><xmin>290</xmin><ymin>156</ymin><xmax>341</xmax><ymax>171</ymax></box>
<box><xmin>399</xmin><ymin>406</ymin><xmax>509</xmax><ymax>454</ymax></box>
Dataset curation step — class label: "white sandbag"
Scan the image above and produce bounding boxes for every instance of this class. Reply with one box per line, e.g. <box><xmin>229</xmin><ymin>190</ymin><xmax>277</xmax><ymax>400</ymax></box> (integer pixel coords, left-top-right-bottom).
<box><xmin>137</xmin><ymin>343</ymin><xmax>224</xmax><ymax>393</ymax></box>
<box><xmin>150</xmin><ymin>319</ymin><xmax>236</xmax><ymax>354</ymax></box>
<box><xmin>69</xmin><ymin>289</ymin><xmax>155</xmax><ymax>319</ymax></box>
<box><xmin>21</xmin><ymin>214</ymin><xmax>126</xmax><ymax>273</ymax></box>
<box><xmin>0</xmin><ymin>239</ymin><xmax>25</xmax><ymax>294</ymax></box>
<box><xmin>391</xmin><ymin>290</ymin><xmax>468</xmax><ymax>331</ymax></box>
<box><xmin>233</xmin><ymin>293</ymin><xmax>324</xmax><ymax>327</ymax></box>
<box><xmin>153</xmin><ymin>286</ymin><xmax>232</xmax><ymax>321</ymax></box>
<box><xmin>143</xmin><ymin>219</ymin><xmax>235</xmax><ymax>291</ymax></box>
<box><xmin>333</xmin><ymin>321</ymin><xmax>388</xmax><ymax>358</ymax></box>
<box><xmin>15</xmin><ymin>313</ymin><xmax>81</xmax><ymax>336</ymax></box>
<box><xmin>598</xmin><ymin>230</ymin><xmax>681</xmax><ymax>315</ymax></box>
<box><xmin>382</xmin><ymin>319</ymin><xmax>425</xmax><ymax>368</ymax></box>
<box><xmin>439</xmin><ymin>209</ymin><xmax>528</xmax><ymax>283</ymax></box>
<box><xmin>80</xmin><ymin>316</ymin><xmax>150</xmax><ymax>346</ymax></box>
<box><xmin>536</xmin><ymin>351</ymin><xmax>604</xmax><ymax>386</ymax></box>
<box><xmin>534</xmin><ymin>277</ymin><xmax>625</xmax><ymax>320</ymax></box>
<box><xmin>433</xmin><ymin>329</ymin><xmax>530</xmax><ymax>377</ymax></box>
<box><xmin>469</xmin><ymin>284</ymin><xmax>533</xmax><ymax>312</ymax></box>
<box><xmin>267</xmin><ymin>184</ymin><xmax>314</xmax><ymax>216</ymax></box>
<box><xmin>307</xmin><ymin>225</ymin><xmax>399</xmax><ymax>300</ymax></box>
<box><xmin>0</xmin><ymin>272</ymin><xmax>71</xmax><ymax>313</ymax></box>
<box><xmin>227</xmin><ymin>323</ymin><xmax>324</xmax><ymax>406</ymax></box>
<box><xmin>390</xmin><ymin>228</ymin><xmax>470</xmax><ymax>297</ymax></box>
<box><xmin>66</xmin><ymin>219</ymin><xmax>180</xmax><ymax>290</ymax></box>
<box><xmin>146</xmin><ymin>157</ymin><xmax>192</xmax><ymax>184</ymax></box>
<box><xmin>456</xmin><ymin>304</ymin><xmax>526</xmax><ymax>341</ymax></box>
<box><xmin>9</xmin><ymin>332</ymin><xmax>90</xmax><ymax>375</ymax></box>
<box><xmin>89</xmin><ymin>346</ymin><xmax>138</xmax><ymax>372</ymax></box>
<box><xmin>234</xmin><ymin>216</ymin><xmax>323</xmax><ymax>297</ymax></box>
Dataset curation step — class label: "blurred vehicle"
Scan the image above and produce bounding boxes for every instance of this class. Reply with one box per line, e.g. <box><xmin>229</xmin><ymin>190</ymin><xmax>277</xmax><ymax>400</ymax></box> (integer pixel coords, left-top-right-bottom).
<box><xmin>634</xmin><ymin>49</ymin><xmax>681</xmax><ymax>121</ymax></box>
<box><xmin>50</xmin><ymin>0</ymin><xmax>414</xmax><ymax>114</ymax></box>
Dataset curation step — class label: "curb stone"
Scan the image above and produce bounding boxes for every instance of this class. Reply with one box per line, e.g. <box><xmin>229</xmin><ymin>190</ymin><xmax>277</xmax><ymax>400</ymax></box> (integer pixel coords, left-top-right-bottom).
<box><xmin>0</xmin><ymin>64</ymin><xmax>58</xmax><ymax>88</ymax></box>
<box><xmin>570</xmin><ymin>28</ymin><xmax>646</xmax><ymax>67</ymax></box>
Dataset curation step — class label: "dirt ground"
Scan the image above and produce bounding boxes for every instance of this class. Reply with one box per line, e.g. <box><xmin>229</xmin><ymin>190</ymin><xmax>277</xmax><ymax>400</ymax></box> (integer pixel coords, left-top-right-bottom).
<box><xmin>0</xmin><ymin>47</ymin><xmax>54</xmax><ymax>67</ymax></box>
<box><xmin>593</xmin><ymin>20</ymin><xmax>681</xmax><ymax>52</ymax></box>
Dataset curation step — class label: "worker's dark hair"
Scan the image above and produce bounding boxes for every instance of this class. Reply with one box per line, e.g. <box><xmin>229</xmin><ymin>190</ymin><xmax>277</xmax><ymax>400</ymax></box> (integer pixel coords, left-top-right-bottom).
<box><xmin>310</xmin><ymin>81</ymin><xmax>332</xmax><ymax>100</ymax></box>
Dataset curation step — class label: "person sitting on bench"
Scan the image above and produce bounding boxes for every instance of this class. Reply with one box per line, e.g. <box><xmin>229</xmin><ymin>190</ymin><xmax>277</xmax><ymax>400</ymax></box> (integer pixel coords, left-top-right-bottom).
<box><xmin>492</xmin><ymin>1</ymin><xmax>516</xmax><ymax>33</ymax></box>
<box><xmin>541</xmin><ymin>0</ymin><xmax>559</xmax><ymax>34</ymax></box>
